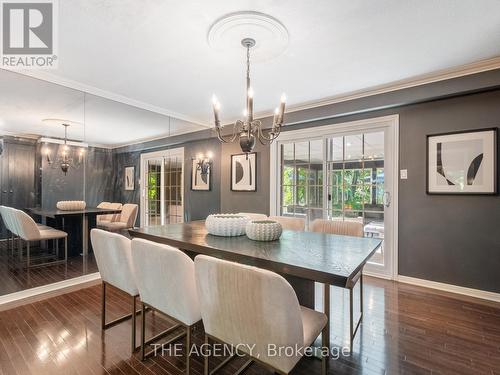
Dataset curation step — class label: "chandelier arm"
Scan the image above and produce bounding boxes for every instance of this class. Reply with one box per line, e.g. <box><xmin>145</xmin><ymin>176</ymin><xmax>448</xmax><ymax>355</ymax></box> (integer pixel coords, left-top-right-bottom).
<box><xmin>255</xmin><ymin>122</ymin><xmax>280</xmax><ymax>144</ymax></box>
<box><xmin>214</xmin><ymin>121</ymin><xmax>243</xmax><ymax>143</ymax></box>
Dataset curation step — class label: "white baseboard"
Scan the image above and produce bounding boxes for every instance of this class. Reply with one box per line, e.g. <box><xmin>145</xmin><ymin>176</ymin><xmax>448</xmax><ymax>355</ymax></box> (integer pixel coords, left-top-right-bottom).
<box><xmin>0</xmin><ymin>272</ymin><xmax>101</xmax><ymax>311</ymax></box>
<box><xmin>397</xmin><ymin>275</ymin><xmax>500</xmax><ymax>303</ymax></box>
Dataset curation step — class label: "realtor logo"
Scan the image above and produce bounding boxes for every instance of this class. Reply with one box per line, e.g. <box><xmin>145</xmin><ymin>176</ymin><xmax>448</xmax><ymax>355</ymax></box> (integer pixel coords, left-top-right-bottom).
<box><xmin>1</xmin><ymin>0</ymin><xmax>58</xmax><ymax>68</ymax></box>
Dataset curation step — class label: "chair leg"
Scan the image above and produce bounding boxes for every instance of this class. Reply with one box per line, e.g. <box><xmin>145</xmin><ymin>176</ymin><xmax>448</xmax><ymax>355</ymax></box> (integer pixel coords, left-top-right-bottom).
<box><xmin>186</xmin><ymin>325</ymin><xmax>191</xmax><ymax>375</ymax></box>
<box><xmin>141</xmin><ymin>302</ymin><xmax>146</xmax><ymax>361</ymax></box>
<box><xmin>204</xmin><ymin>334</ymin><xmax>209</xmax><ymax>375</ymax></box>
<box><xmin>27</xmin><ymin>241</ymin><xmax>30</xmax><ymax>268</ymax></box>
<box><xmin>101</xmin><ymin>281</ymin><xmax>106</xmax><ymax>330</ymax></box>
<box><xmin>131</xmin><ymin>295</ymin><xmax>137</xmax><ymax>353</ymax></box>
<box><xmin>64</xmin><ymin>237</ymin><xmax>68</xmax><ymax>263</ymax></box>
<box><xmin>55</xmin><ymin>238</ymin><xmax>59</xmax><ymax>259</ymax></box>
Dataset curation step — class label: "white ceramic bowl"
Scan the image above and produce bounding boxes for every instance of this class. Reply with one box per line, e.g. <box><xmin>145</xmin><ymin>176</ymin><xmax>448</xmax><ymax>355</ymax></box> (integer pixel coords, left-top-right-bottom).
<box><xmin>245</xmin><ymin>220</ymin><xmax>282</xmax><ymax>241</ymax></box>
<box><xmin>205</xmin><ymin>214</ymin><xmax>249</xmax><ymax>236</ymax></box>
<box><xmin>56</xmin><ymin>200</ymin><xmax>86</xmax><ymax>211</ymax></box>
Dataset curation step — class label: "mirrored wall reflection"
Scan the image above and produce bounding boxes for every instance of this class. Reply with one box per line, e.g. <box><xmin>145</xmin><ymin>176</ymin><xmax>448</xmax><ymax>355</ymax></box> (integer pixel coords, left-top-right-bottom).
<box><xmin>0</xmin><ymin>69</ymin><xmax>205</xmax><ymax>297</ymax></box>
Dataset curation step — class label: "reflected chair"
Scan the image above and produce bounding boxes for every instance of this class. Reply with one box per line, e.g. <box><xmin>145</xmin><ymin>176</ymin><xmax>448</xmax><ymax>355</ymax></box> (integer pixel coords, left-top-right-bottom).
<box><xmin>10</xmin><ymin>208</ymin><xmax>67</xmax><ymax>268</ymax></box>
<box><xmin>0</xmin><ymin>206</ymin><xmax>18</xmax><ymax>256</ymax></box>
<box><xmin>98</xmin><ymin>203</ymin><xmax>137</xmax><ymax>232</ymax></box>
<box><xmin>195</xmin><ymin>255</ymin><xmax>328</xmax><ymax>375</ymax></box>
<box><xmin>131</xmin><ymin>238</ymin><xmax>201</xmax><ymax>372</ymax></box>
<box><xmin>269</xmin><ymin>216</ymin><xmax>306</xmax><ymax>231</ymax></box>
<box><xmin>238</xmin><ymin>212</ymin><xmax>268</xmax><ymax>220</ymax></box>
<box><xmin>310</xmin><ymin>218</ymin><xmax>364</xmax><ymax>349</ymax></box>
<box><xmin>90</xmin><ymin>228</ymin><xmax>139</xmax><ymax>353</ymax></box>
<box><xmin>97</xmin><ymin>202</ymin><xmax>122</xmax><ymax>226</ymax></box>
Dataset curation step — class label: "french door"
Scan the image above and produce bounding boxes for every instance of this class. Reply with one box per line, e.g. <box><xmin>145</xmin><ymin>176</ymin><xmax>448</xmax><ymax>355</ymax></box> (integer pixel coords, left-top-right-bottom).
<box><xmin>140</xmin><ymin>147</ymin><xmax>184</xmax><ymax>226</ymax></box>
<box><xmin>271</xmin><ymin>115</ymin><xmax>398</xmax><ymax>278</ymax></box>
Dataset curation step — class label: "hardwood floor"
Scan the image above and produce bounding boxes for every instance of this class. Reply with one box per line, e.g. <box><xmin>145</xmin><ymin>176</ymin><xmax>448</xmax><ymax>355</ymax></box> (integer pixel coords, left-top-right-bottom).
<box><xmin>0</xmin><ymin>239</ymin><xmax>98</xmax><ymax>296</ymax></box>
<box><xmin>0</xmin><ymin>277</ymin><xmax>498</xmax><ymax>375</ymax></box>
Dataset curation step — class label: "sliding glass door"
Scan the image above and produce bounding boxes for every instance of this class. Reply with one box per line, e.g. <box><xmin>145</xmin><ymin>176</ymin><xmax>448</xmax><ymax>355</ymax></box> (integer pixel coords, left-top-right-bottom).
<box><xmin>272</xmin><ymin>116</ymin><xmax>398</xmax><ymax>278</ymax></box>
<box><xmin>140</xmin><ymin>148</ymin><xmax>184</xmax><ymax>226</ymax></box>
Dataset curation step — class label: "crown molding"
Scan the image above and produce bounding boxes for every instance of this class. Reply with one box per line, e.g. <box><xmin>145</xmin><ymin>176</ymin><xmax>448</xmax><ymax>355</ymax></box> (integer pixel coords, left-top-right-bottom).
<box><xmin>0</xmin><ymin>68</ymin><xmax>211</xmax><ymax>128</ymax></box>
<box><xmin>251</xmin><ymin>56</ymin><xmax>500</xmax><ymax>121</ymax></box>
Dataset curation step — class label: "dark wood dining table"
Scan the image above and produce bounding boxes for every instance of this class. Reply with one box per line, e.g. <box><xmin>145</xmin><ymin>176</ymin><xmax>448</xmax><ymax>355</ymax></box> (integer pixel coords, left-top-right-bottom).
<box><xmin>129</xmin><ymin>220</ymin><xmax>382</xmax><ymax>350</ymax></box>
<box><xmin>28</xmin><ymin>207</ymin><xmax>122</xmax><ymax>257</ymax></box>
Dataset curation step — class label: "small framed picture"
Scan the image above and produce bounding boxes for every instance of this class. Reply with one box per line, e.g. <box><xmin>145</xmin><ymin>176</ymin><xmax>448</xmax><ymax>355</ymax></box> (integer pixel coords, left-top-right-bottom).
<box><xmin>427</xmin><ymin>128</ymin><xmax>497</xmax><ymax>194</ymax></box>
<box><xmin>231</xmin><ymin>152</ymin><xmax>257</xmax><ymax>191</ymax></box>
<box><xmin>124</xmin><ymin>166</ymin><xmax>135</xmax><ymax>191</ymax></box>
<box><xmin>191</xmin><ymin>159</ymin><xmax>211</xmax><ymax>191</ymax></box>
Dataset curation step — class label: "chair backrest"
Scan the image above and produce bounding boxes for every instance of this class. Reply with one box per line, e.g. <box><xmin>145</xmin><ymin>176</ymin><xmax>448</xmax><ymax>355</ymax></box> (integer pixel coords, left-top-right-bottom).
<box><xmin>13</xmin><ymin>209</ymin><xmax>40</xmax><ymax>240</ymax></box>
<box><xmin>131</xmin><ymin>238</ymin><xmax>201</xmax><ymax>326</ymax></box>
<box><xmin>0</xmin><ymin>206</ymin><xmax>12</xmax><ymax>233</ymax></box>
<box><xmin>268</xmin><ymin>216</ymin><xmax>305</xmax><ymax>231</ymax></box>
<box><xmin>310</xmin><ymin>218</ymin><xmax>364</xmax><ymax>237</ymax></box>
<box><xmin>90</xmin><ymin>229</ymin><xmax>138</xmax><ymax>296</ymax></box>
<box><xmin>119</xmin><ymin>204</ymin><xmax>138</xmax><ymax>227</ymax></box>
<box><xmin>238</xmin><ymin>212</ymin><xmax>268</xmax><ymax>220</ymax></box>
<box><xmin>195</xmin><ymin>255</ymin><xmax>304</xmax><ymax>373</ymax></box>
<box><xmin>97</xmin><ymin>202</ymin><xmax>110</xmax><ymax>208</ymax></box>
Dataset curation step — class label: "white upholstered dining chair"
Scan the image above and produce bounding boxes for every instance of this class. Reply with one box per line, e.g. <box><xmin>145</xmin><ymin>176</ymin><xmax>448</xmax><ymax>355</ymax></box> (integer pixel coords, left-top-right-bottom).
<box><xmin>90</xmin><ymin>228</ymin><xmax>139</xmax><ymax>353</ymax></box>
<box><xmin>269</xmin><ymin>216</ymin><xmax>306</xmax><ymax>231</ymax></box>
<box><xmin>98</xmin><ymin>203</ymin><xmax>138</xmax><ymax>232</ymax></box>
<box><xmin>96</xmin><ymin>202</ymin><xmax>122</xmax><ymax>225</ymax></box>
<box><xmin>131</xmin><ymin>238</ymin><xmax>201</xmax><ymax>370</ymax></box>
<box><xmin>195</xmin><ymin>255</ymin><xmax>328</xmax><ymax>375</ymax></box>
<box><xmin>310</xmin><ymin>218</ymin><xmax>364</xmax><ymax>349</ymax></box>
<box><xmin>310</xmin><ymin>218</ymin><xmax>364</xmax><ymax>237</ymax></box>
<box><xmin>9</xmin><ymin>208</ymin><xmax>67</xmax><ymax>268</ymax></box>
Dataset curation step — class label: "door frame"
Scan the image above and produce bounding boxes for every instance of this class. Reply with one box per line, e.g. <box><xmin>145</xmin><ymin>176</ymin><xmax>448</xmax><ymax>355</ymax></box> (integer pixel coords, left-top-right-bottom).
<box><xmin>139</xmin><ymin>147</ymin><xmax>184</xmax><ymax>227</ymax></box>
<box><xmin>270</xmin><ymin>114</ymin><xmax>399</xmax><ymax>279</ymax></box>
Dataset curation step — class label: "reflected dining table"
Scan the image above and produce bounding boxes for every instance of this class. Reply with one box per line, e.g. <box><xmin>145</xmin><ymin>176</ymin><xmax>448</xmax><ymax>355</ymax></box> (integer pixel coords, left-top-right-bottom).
<box><xmin>28</xmin><ymin>207</ymin><xmax>122</xmax><ymax>257</ymax></box>
<box><xmin>129</xmin><ymin>220</ymin><xmax>382</xmax><ymax>351</ymax></box>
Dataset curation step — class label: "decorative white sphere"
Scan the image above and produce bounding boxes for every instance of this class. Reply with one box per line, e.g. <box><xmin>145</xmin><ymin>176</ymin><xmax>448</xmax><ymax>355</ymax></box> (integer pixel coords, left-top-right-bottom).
<box><xmin>205</xmin><ymin>214</ymin><xmax>249</xmax><ymax>236</ymax></box>
<box><xmin>245</xmin><ymin>220</ymin><xmax>282</xmax><ymax>241</ymax></box>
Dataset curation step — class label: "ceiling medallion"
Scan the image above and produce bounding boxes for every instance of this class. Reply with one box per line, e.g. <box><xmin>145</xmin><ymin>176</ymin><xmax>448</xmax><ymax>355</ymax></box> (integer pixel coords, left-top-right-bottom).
<box><xmin>207</xmin><ymin>11</ymin><xmax>289</xmax><ymax>62</ymax></box>
<box><xmin>209</xmin><ymin>12</ymin><xmax>288</xmax><ymax>153</ymax></box>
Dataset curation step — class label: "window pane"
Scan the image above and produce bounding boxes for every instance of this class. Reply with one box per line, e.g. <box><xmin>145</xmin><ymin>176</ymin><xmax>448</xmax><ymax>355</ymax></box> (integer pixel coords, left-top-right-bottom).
<box><xmin>329</xmin><ymin>165</ymin><xmax>343</xmax><ymax>186</ymax></box>
<box><xmin>364</xmin><ymin>131</ymin><xmax>384</xmax><ymax>159</ymax></box>
<box><xmin>282</xmin><ymin>166</ymin><xmax>294</xmax><ymax>185</ymax></box>
<box><xmin>344</xmin><ymin>211</ymin><xmax>363</xmax><ymax>221</ymax></box>
<box><xmin>296</xmin><ymin>166</ymin><xmax>308</xmax><ymax>186</ymax></box>
<box><xmin>330</xmin><ymin>186</ymin><xmax>342</xmax><ymax>210</ymax></box>
<box><xmin>345</xmin><ymin>134</ymin><xmax>363</xmax><ymax>160</ymax></box>
<box><xmin>282</xmin><ymin>185</ymin><xmax>294</xmax><ymax>206</ymax></box>
<box><xmin>343</xmin><ymin>169</ymin><xmax>364</xmax><ymax>186</ymax></box>
<box><xmin>343</xmin><ymin>185</ymin><xmax>368</xmax><ymax>210</ymax></box>
<box><xmin>296</xmin><ymin>186</ymin><xmax>306</xmax><ymax>206</ymax></box>
<box><xmin>308</xmin><ymin>167</ymin><xmax>322</xmax><ymax>185</ymax></box>
<box><xmin>308</xmin><ymin>186</ymin><xmax>323</xmax><ymax>208</ymax></box>
<box><xmin>310</xmin><ymin>139</ymin><xmax>323</xmax><ymax>163</ymax></box>
<box><xmin>295</xmin><ymin>142</ymin><xmax>309</xmax><ymax>163</ymax></box>
<box><xmin>282</xmin><ymin>143</ymin><xmax>294</xmax><ymax>163</ymax></box>
<box><xmin>327</xmin><ymin>137</ymin><xmax>343</xmax><ymax>161</ymax></box>
<box><xmin>329</xmin><ymin>210</ymin><xmax>343</xmax><ymax>220</ymax></box>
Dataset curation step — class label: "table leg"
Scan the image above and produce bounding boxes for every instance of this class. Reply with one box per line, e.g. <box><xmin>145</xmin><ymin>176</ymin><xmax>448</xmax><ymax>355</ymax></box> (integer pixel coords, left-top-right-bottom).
<box><xmin>324</xmin><ymin>283</ymin><xmax>330</xmax><ymax>353</ymax></box>
<box><xmin>82</xmin><ymin>215</ymin><xmax>88</xmax><ymax>257</ymax></box>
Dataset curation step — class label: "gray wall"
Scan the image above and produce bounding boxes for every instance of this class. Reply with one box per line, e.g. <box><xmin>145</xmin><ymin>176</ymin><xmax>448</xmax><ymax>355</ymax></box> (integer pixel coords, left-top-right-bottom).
<box><xmin>112</xmin><ymin>138</ymin><xmax>222</xmax><ymax>225</ymax></box>
<box><xmin>220</xmin><ymin>140</ymin><xmax>270</xmax><ymax>215</ymax></box>
<box><xmin>397</xmin><ymin>91</ymin><xmax>500</xmax><ymax>292</ymax></box>
<box><xmin>259</xmin><ymin>90</ymin><xmax>500</xmax><ymax>293</ymax></box>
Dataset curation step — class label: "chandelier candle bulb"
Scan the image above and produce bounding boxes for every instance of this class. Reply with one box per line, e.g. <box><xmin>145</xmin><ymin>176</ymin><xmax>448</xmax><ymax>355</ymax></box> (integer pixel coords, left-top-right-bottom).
<box><xmin>278</xmin><ymin>94</ymin><xmax>286</xmax><ymax>124</ymax></box>
<box><xmin>247</xmin><ymin>88</ymin><xmax>254</xmax><ymax>122</ymax></box>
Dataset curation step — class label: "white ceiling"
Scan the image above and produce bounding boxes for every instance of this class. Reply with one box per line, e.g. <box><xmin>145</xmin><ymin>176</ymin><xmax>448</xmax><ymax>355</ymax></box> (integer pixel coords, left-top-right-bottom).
<box><xmin>2</xmin><ymin>0</ymin><xmax>500</xmax><ymax>146</ymax></box>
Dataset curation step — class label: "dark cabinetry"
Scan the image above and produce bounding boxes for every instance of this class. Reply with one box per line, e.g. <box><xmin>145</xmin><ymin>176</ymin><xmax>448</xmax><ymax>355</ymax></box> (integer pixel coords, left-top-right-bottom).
<box><xmin>0</xmin><ymin>137</ymin><xmax>36</xmax><ymax>238</ymax></box>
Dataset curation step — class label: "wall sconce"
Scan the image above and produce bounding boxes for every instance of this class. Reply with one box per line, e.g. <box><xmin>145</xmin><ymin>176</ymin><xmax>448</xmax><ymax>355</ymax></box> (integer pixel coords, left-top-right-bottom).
<box><xmin>42</xmin><ymin>143</ymin><xmax>53</xmax><ymax>164</ymax></box>
<box><xmin>194</xmin><ymin>152</ymin><xmax>212</xmax><ymax>176</ymax></box>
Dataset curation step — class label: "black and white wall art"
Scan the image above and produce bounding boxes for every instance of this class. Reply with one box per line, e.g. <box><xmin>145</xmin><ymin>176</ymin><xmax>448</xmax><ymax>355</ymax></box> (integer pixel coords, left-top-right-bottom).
<box><xmin>231</xmin><ymin>152</ymin><xmax>257</xmax><ymax>191</ymax></box>
<box><xmin>427</xmin><ymin>128</ymin><xmax>497</xmax><ymax>194</ymax></box>
<box><xmin>124</xmin><ymin>166</ymin><xmax>135</xmax><ymax>190</ymax></box>
<box><xmin>191</xmin><ymin>159</ymin><xmax>210</xmax><ymax>191</ymax></box>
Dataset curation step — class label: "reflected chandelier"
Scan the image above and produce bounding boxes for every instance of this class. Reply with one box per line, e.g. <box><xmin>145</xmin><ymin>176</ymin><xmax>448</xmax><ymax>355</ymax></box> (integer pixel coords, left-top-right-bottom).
<box><xmin>211</xmin><ymin>38</ymin><xmax>286</xmax><ymax>153</ymax></box>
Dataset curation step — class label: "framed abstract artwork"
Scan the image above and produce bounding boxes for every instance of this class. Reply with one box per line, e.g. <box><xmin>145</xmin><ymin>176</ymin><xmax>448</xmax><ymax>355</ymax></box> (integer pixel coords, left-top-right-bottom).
<box><xmin>427</xmin><ymin>128</ymin><xmax>497</xmax><ymax>194</ymax></box>
<box><xmin>124</xmin><ymin>166</ymin><xmax>135</xmax><ymax>190</ymax></box>
<box><xmin>191</xmin><ymin>159</ymin><xmax>211</xmax><ymax>191</ymax></box>
<box><xmin>231</xmin><ymin>152</ymin><xmax>257</xmax><ymax>191</ymax></box>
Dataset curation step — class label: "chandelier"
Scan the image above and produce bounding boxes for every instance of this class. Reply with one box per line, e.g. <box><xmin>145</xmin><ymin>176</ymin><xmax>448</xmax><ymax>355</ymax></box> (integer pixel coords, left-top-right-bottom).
<box><xmin>211</xmin><ymin>38</ymin><xmax>286</xmax><ymax>153</ymax></box>
<box><xmin>41</xmin><ymin>122</ymin><xmax>85</xmax><ymax>175</ymax></box>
